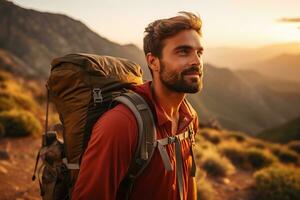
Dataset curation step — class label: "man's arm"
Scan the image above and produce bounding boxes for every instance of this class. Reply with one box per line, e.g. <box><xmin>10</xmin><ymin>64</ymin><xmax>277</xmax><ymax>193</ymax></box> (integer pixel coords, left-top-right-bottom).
<box><xmin>72</xmin><ymin>105</ymin><xmax>138</xmax><ymax>200</ymax></box>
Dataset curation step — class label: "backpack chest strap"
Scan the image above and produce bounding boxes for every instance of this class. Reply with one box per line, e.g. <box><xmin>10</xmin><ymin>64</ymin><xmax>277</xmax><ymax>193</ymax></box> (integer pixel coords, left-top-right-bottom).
<box><xmin>157</xmin><ymin>130</ymin><xmax>190</xmax><ymax>146</ymax></box>
<box><xmin>156</xmin><ymin>126</ymin><xmax>194</xmax><ymax>172</ymax></box>
<box><xmin>156</xmin><ymin>127</ymin><xmax>195</xmax><ymax>200</ymax></box>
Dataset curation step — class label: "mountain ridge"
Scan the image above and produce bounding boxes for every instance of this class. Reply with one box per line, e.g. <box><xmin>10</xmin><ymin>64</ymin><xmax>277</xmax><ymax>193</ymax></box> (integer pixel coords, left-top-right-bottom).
<box><xmin>1</xmin><ymin>0</ymin><xmax>300</xmax><ymax>134</ymax></box>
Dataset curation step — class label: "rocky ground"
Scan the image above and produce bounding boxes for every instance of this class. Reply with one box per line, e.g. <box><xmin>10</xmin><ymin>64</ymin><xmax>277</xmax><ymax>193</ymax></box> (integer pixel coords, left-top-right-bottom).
<box><xmin>0</xmin><ymin>137</ymin><xmax>40</xmax><ymax>200</ymax></box>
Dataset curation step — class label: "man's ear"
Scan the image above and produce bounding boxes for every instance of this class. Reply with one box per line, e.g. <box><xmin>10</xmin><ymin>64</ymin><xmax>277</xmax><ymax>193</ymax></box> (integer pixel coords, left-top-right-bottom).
<box><xmin>146</xmin><ymin>53</ymin><xmax>160</xmax><ymax>72</ymax></box>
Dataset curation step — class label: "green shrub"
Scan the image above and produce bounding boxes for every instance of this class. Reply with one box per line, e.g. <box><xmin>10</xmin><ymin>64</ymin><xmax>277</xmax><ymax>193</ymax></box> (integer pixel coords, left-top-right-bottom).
<box><xmin>271</xmin><ymin>145</ymin><xmax>299</xmax><ymax>165</ymax></box>
<box><xmin>0</xmin><ymin>110</ymin><xmax>42</xmax><ymax>137</ymax></box>
<box><xmin>227</xmin><ymin>131</ymin><xmax>247</xmax><ymax>142</ymax></box>
<box><xmin>287</xmin><ymin>141</ymin><xmax>300</xmax><ymax>155</ymax></box>
<box><xmin>248</xmin><ymin>139</ymin><xmax>266</xmax><ymax>149</ymax></box>
<box><xmin>0</xmin><ymin>96</ymin><xmax>16</xmax><ymax>112</ymax></box>
<box><xmin>0</xmin><ymin>91</ymin><xmax>37</xmax><ymax>112</ymax></box>
<box><xmin>200</xmin><ymin>150</ymin><xmax>235</xmax><ymax>177</ymax></box>
<box><xmin>197</xmin><ymin>171</ymin><xmax>215</xmax><ymax>200</ymax></box>
<box><xmin>200</xmin><ymin>130</ymin><xmax>221</xmax><ymax>144</ymax></box>
<box><xmin>218</xmin><ymin>142</ymin><xmax>247</xmax><ymax>168</ymax></box>
<box><xmin>254</xmin><ymin>166</ymin><xmax>300</xmax><ymax>200</ymax></box>
<box><xmin>246</xmin><ymin>148</ymin><xmax>277</xmax><ymax>170</ymax></box>
<box><xmin>12</xmin><ymin>93</ymin><xmax>37</xmax><ymax>111</ymax></box>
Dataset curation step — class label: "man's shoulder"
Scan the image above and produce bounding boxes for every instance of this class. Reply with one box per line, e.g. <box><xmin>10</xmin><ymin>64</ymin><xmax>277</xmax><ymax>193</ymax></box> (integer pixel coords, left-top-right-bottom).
<box><xmin>91</xmin><ymin>104</ymin><xmax>138</xmax><ymax>144</ymax></box>
<box><xmin>97</xmin><ymin>104</ymin><xmax>137</xmax><ymax>125</ymax></box>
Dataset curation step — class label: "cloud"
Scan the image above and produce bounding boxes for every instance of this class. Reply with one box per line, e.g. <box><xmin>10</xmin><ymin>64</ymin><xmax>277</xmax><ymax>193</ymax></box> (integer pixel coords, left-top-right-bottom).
<box><xmin>278</xmin><ymin>17</ymin><xmax>300</xmax><ymax>23</ymax></box>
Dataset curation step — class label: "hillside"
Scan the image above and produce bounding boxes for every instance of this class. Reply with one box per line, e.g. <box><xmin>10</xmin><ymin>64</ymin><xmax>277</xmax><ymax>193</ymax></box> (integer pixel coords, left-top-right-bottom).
<box><xmin>1</xmin><ymin>0</ymin><xmax>300</xmax><ymax>134</ymax></box>
<box><xmin>257</xmin><ymin>116</ymin><xmax>300</xmax><ymax>143</ymax></box>
<box><xmin>188</xmin><ymin>65</ymin><xmax>300</xmax><ymax>134</ymax></box>
<box><xmin>240</xmin><ymin>53</ymin><xmax>300</xmax><ymax>82</ymax></box>
<box><xmin>205</xmin><ymin>42</ymin><xmax>300</xmax><ymax>70</ymax></box>
<box><xmin>1</xmin><ymin>128</ymin><xmax>299</xmax><ymax>200</ymax></box>
<box><xmin>0</xmin><ymin>0</ymin><xmax>151</xmax><ymax>79</ymax></box>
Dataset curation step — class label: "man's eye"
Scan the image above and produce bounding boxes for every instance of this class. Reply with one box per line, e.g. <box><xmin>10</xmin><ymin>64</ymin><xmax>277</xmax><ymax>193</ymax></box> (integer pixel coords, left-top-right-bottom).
<box><xmin>197</xmin><ymin>51</ymin><xmax>203</xmax><ymax>57</ymax></box>
<box><xmin>178</xmin><ymin>49</ymin><xmax>188</xmax><ymax>55</ymax></box>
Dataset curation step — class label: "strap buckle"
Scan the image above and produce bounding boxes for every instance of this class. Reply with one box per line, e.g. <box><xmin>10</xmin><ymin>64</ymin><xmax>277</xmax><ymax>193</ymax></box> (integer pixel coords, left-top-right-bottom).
<box><xmin>93</xmin><ymin>88</ymin><xmax>103</xmax><ymax>104</ymax></box>
<box><xmin>167</xmin><ymin>136</ymin><xmax>176</xmax><ymax>144</ymax></box>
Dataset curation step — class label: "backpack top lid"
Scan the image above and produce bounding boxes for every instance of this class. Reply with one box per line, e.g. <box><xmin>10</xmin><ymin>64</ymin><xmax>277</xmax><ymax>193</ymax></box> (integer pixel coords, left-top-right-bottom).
<box><xmin>51</xmin><ymin>53</ymin><xmax>144</xmax><ymax>86</ymax></box>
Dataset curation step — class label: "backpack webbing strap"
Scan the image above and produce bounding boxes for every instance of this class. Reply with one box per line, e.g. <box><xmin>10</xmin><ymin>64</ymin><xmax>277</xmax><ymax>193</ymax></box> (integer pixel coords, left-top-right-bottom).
<box><xmin>62</xmin><ymin>158</ymin><xmax>80</xmax><ymax>170</ymax></box>
<box><xmin>114</xmin><ymin>92</ymin><xmax>157</xmax><ymax>200</ymax></box>
<box><xmin>156</xmin><ymin>130</ymin><xmax>190</xmax><ymax>171</ymax></box>
<box><xmin>175</xmin><ymin>137</ymin><xmax>184</xmax><ymax>200</ymax></box>
<box><xmin>156</xmin><ymin>125</ymin><xmax>195</xmax><ymax>200</ymax></box>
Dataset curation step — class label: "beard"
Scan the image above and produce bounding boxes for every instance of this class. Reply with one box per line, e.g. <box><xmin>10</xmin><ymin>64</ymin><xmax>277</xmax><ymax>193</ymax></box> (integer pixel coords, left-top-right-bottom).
<box><xmin>159</xmin><ymin>60</ymin><xmax>203</xmax><ymax>93</ymax></box>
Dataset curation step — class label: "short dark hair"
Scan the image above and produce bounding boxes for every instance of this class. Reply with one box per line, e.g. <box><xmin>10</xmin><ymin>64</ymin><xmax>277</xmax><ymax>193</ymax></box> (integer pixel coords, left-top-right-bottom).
<box><xmin>143</xmin><ymin>11</ymin><xmax>202</xmax><ymax>58</ymax></box>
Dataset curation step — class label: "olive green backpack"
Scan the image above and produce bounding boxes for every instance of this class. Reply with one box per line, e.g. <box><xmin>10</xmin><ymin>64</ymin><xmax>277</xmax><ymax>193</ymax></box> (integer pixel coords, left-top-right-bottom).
<box><xmin>32</xmin><ymin>53</ymin><xmax>157</xmax><ymax>200</ymax></box>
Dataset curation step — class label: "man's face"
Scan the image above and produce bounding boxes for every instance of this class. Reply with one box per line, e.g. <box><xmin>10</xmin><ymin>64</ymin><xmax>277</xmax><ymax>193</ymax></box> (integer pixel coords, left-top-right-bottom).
<box><xmin>158</xmin><ymin>29</ymin><xmax>204</xmax><ymax>93</ymax></box>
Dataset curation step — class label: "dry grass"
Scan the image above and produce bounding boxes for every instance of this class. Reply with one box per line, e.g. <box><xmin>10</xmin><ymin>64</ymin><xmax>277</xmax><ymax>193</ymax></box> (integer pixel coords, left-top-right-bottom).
<box><xmin>200</xmin><ymin>148</ymin><xmax>235</xmax><ymax>177</ymax></box>
<box><xmin>254</xmin><ymin>165</ymin><xmax>300</xmax><ymax>200</ymax></box>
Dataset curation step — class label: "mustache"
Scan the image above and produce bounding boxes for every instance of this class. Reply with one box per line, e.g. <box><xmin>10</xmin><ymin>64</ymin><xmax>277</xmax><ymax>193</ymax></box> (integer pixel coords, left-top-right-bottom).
<box><xmin>181</xmin><ymin>66</ymin><xmax>202</xmax><ymax>75</ymax></box>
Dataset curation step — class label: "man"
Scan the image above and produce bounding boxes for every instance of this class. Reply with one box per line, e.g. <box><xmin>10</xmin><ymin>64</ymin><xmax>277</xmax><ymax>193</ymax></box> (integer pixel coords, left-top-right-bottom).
<box><xmin>72</xmin><ymin>11</ymin><xmax>203</xmax><ymax>200</ymax></box>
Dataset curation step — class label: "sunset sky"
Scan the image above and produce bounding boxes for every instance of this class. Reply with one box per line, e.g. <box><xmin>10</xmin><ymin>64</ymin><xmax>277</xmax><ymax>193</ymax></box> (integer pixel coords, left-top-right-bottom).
<box><xmin>12</xmin><ymin>0</ymin><xmax>300</xmax><ymax>48</ymax></box>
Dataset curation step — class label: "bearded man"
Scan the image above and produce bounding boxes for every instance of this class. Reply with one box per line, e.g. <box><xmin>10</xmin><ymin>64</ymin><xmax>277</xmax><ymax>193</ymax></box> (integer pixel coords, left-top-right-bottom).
<box><xmin>72</xmin><ymin>11</ymin><xmax>204</xmax><ymax>200</ymax></box>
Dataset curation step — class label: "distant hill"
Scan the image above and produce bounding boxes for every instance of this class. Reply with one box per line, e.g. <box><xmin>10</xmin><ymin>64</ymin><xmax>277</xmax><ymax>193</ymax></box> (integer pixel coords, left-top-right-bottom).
<box><xmin>257</xmin><ymin>116</ymin><xmax>300</xmax><ymax>143</ymax></box>
<box><xmin>188</xmin><ymin>65</ymin><xmax>300</xmax><ymax>134</ymax></box>
<box><xmin>1</xmin><ymin>0</ymin><xmax>300</xmax><ymax>134</ymax></box>
<box><xmin>205</xmin><ymin>43</ymin><xmax>300</xmax><ymax>70</ymax></box>
<box><xmin>240</xmin><ymin>54</ymin><xmax>300</xmax><ymax>82</ymax></box>
<box><xmin>0</xmin><ymin>0</ymin><xmax>151</xmax><ymax>79</ymax></box>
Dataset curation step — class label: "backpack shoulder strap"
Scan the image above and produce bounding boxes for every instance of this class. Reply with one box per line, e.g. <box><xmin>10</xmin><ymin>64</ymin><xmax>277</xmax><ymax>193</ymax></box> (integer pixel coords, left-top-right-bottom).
<box><xmin>114</xmin><ymin>91</ymin><xmax>157</xmax><ymax>200</ymax></box>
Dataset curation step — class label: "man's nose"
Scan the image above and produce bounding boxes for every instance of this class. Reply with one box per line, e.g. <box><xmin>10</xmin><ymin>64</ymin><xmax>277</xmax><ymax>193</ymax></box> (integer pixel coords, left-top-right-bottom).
<box><xmin>190</xmin><ymin>52</ymin><xmax>202</xmax><ymax>68</ymax></box>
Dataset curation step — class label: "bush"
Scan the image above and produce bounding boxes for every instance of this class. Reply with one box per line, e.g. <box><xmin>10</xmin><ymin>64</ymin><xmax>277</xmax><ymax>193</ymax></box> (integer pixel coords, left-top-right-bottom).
<box><xmin>248</xmin><ymin>139</ymin><xmax>266</xmax><ymax>149</ymax></box>
<box><xmin>254</xmin><ymin>166</ymin><xmax>300</xmax><ymax>200</ymax></box>
<box><xmin>200</xmin><ymin>150</ymin><xmax>235</xmax><ymax>177</ymax></box>
<box><xmin>200</xmin><ymin>130</ymin><xmax>221</xmax><ymax>144</ymax></box>
<box><xmin>0</xmin><ymin>110</ymin><xmax>42</xmax><ymax>137</ymax></box>
<box><xmin>287</xmin><ymin>141</ymin><xmax>300</xmax><ymax>155</ymax></box>
<box><xmin>197</xmin><ymin>170</ymin><xmax>215</xmax><ymax>200</ymax></box>
<box><xmin>12</xmin><ymin>93</ymin><xmax>37</xmax><ymax>111</ymax></box>
<box><xmin>218</xmin><ymin>142</ymin><xmax>247</xmax><ymax>168</ymax></box>
<box><xmin>0</xmin><ymin>91</ymin><xmax>37</xmax><ymax>112</ymax></box>
<box><xmin>0</xmin><ymin>96</ymin><xmax>16</xmax><ymax>112</ymax></box>
<box><xmin>246</xmin><ymin>148</ymin><xmax>277</xmax><ymax>170</ymax></box>
<box><xmin>270</xmin><ymin>145</ymin><xmax>299</xmax><ymax>165</ymax></box>
<box><xmin>227</xmin><ymin>131</ymin><xmax>247</xmax><ymax>142</ymax></box>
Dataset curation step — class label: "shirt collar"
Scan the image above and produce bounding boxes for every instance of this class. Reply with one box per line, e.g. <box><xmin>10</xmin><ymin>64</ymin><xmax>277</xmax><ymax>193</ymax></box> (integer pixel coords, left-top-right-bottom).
<box><xmin>133</xmin><ymin>81</ymin><xmax>195</xmax><ymax>128</ymax></box>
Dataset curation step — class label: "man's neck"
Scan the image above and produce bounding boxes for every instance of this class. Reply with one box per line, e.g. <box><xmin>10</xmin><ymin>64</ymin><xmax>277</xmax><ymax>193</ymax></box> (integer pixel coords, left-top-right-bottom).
<box><xmin>151</xmin><ymin>81</ymin><xmax>185</xmax><ymax>119</ymax></box>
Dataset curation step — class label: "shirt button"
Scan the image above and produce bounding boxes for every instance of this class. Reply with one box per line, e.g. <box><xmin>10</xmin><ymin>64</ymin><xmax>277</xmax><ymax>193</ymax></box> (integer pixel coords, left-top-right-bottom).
<box><xmin>172</xmin><ymin>184</ymin><xmax>176</xmax><ymax>190</ymax></box>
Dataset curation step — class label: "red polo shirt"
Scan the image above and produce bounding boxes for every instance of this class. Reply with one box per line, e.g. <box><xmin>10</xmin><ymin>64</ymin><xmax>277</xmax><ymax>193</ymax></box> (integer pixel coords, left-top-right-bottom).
<box><xmin>72</xmin><ymin>81</ymin><xmax>198</xmax><ymax>200</ymax></box>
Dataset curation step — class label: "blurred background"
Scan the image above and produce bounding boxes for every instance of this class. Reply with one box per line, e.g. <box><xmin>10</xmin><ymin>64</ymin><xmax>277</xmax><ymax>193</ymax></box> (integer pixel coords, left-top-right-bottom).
<box><xmin>0</xmin><ymin>0</ymin><xmax>299</xmax><ymax>199</ymax></box>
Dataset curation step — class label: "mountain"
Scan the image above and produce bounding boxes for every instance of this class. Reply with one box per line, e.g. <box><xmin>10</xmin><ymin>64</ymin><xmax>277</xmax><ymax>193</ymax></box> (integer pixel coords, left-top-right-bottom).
<box><xmin>187</xmin><ymin>66</ymin><xmax>300</xmax><ymax>134</ymax></box>
<box><xmin>0</xmin><ymin>0</ymin><xmax>151</xmax><ymax>79</ymax></box>
<box><xmin>1</xmin><ymin>0</ymin><xmax>300</xmax><ymax>134</ymax></box>
<box><xmin>205</xmin><ymin>43</ymin><xmax>300</xmax><ymax>70</ymax></box>
<box><xmin>257</xmin><ymin>116</ymin><xmax>300</xmax><ymax>143</ymax></box>
<box><xmin>240</xmin><ymin>54</ymin><xmax>300</xmax><ymax>82</ymax></box>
